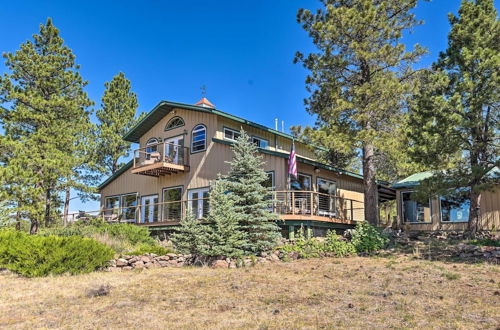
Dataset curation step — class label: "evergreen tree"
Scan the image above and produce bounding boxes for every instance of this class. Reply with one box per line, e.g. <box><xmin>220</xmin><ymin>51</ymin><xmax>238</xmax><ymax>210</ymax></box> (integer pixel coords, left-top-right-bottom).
<box><xmin>170</xmin><ymin>212</ymin><xmax>209</xmax><ymax>256</ymax></box>
<box><xmin>294</xmin><ymin>0</ymin><xmax>427</xmax><ymax>224</ymax></box>
<box><xmin>225</xmin><ymin>129</ymin><xmax>280</xmax><ymax>255</ymax></box>
<box><xmin>205</xmin><ymin>178</ymin><xmax>247</xmax><ymax>257</ymax></box>
<box><xmin>407</xmin><ymin>0</ymin><xmax>499</xmax><ymax>236</ymax></box>
<box><xmin>96</xmin><ymin>72</ymin><xmax>139</xmax><ymax>175</ymax></box>
<box><xmin>0</xmin><ymin>18</ymin><xmax>93</xmax><ymax>233</ymax></box>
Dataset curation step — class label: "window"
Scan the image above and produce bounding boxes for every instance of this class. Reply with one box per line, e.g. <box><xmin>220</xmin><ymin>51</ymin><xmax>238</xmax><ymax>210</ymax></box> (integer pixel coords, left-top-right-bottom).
<box><xmin>440</xmin><ymin>197</ymin><xmax>470</xmax><ymax>222</ymax></box>
<box><xmin>401</xmin><ymin>191</ymin><xmax>431</xmax><ymax>223</ymax></box>
<box><xmin>188</xmin><ymin>188</ymin><xmax>210</xmax><ymax>219</ymax></box>
<box><xmin>105</xmin><ymin>193</ymin><xmax>137</xmax><ymax>221</ymax></box>
<box><xmin>317</xmin><ymin>178</ymin><xmax>337</xmax><ymax>217</ymax></box>
<box><xmin>105</xmin><ymin>196</ymin><xmax>120</xmax><ymax>216</ymax></box>
<box><xmin>317</xmin><ymin>178</ymin><xmax>336</xmax><ymax>195</ymax></box>
<box><xmin>191</xmin><ymin>125</ymin><xmax>206</xmax><ymax>152</ymax></box>
<box><xmin>252</xmin><ymin>136</ymin><xmax>269</xmax><ymax>149</ymax></box>
<box><xmin>291</xmin><ymin>173</ymin><xmax>312</xmax><ymax>191</ymax></box>
<box><xmin>165</xmin><ymin>117</ymin><xmax>185</xmax><ymax>131</ymax></box>
<box><xmin>121</xmin><ymin>194</ymin><xmax>137</xmax><ymax>221</ymax></box>
<box><xmin>264</xmin><ymin>171</ymin><xmax>275</xmax><ymax>190</ymax></box>
<box><xmin>163</xmin><ymin>187</ymin><xmax>183</xmax><ymax>221</ymax></box>
<box><xmin>224</xmin><ymin>127</ymin><xmax>241</xmax><ymax>141</ymax></box>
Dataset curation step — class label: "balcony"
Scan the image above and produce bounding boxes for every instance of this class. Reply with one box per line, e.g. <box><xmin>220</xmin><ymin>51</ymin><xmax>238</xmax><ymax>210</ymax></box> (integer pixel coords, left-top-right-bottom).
<box><xmin>132</xmin><ymin>141</ymin><xmax>190</xmax><ymax>177</ymax></box>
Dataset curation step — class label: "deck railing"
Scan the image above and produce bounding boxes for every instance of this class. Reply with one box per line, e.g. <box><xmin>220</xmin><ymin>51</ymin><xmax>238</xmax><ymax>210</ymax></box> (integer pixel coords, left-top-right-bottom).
<box><xmin>65</xmin><ymin>191</ymin><xmax>364</xmax><ymax>225</ymax></box>
<box><xmin>133</xmin><ymin>141</ymin><xmax>190</xmax><ymax>170</ymax></box>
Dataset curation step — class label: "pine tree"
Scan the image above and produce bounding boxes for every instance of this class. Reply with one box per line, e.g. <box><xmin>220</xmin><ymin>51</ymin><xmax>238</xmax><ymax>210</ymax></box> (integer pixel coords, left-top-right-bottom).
<box><xmin>205</xmin><ymin>178</ymin><xmax>247</xmax><ymax>257</ymax></box>
<box><xmin>294</xmin><ymin>0</ymin><xmax>427</xmax><ymax>224</ymax></box>
<box><xmin>170</xmin><ymin>212</ymin><xmax>209</xmax><ymax>256</ymax></box>
<box><xmin>96</xmin><ymin>72</ymin><xmax>139</xmax><ymax>175</ymax></box>
<box><xmin>225</xmin><ymin>129</ymin><xmax>280</xmax><ymax>255</ymax></box>
<box><xmin>407</xmin><ymin>0</ymin><xmax>499</xmax><ymax>237</ymax></box>
<box><xmin>0</xmin><ymin>18</ymin><xmax>93</xmax><ymax>233</ymax></box>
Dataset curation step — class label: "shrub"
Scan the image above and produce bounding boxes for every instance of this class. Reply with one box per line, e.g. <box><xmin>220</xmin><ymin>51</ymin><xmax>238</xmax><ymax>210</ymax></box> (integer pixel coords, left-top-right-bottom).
<box><xmin>0</xmin><ymin>229</ymin><xmax>114</xmax><ymax>277</ymax></box>
<box><xmin>470</xmin><ymin>238</ymin><xmax>500</xmax><ymax>247</ymax></box>
<box><xmin>351</xmin><ymin>222</ymin><xmax>388</xmax><ymax>253</ymax></box>
<box><xmin>129</xmin><ymin>244</ymin><xmax>174</xmax><ymax>256</ymax></box>
<box><xmin>277</xmin><ymin>229</ymin><xmax>355</xmax><ymax>259</ymax></box>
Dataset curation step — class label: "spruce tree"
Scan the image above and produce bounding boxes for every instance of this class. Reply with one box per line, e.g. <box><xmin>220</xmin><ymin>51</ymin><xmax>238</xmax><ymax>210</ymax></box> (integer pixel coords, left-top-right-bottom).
<box><xmin>225</xmin><ymin>129</ymin><xmax>280</xmax><ymax>255</ymax></box>
<box><xmin>205</xmin><ymin>178</ymin><xmax>247</xmax><ymax>257</ymax></box>
<box><xmin>96</xmin><ymin>72</ymin><xmax>139</xmax><ymax>175</ymax></box>
<box><xmin>170</xmin><ymin>212</ymin><xmax>209</xmax><ymax>256</ymax></box>
<box><xmin>407</xmin><ymin>0</ymin><xmax>499</xmax><ymax>236</ymax></box>
<box><xmin>294</xmin><ymin>0</ymin><xmax>427</xmax><ymax>224</ymax></box>
<box><xmin>0</xmin><ymin>18</ymin><xmax>93</xmax><ymax>233</ymax></box>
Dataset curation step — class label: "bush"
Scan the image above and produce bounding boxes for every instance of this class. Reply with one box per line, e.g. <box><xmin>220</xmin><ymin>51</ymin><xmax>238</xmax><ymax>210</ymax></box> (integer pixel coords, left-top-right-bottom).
<box><xmin>39</xmin><ymin>222</ymin><xmax>156</xmax><ymax>251</ymax></box>
<box><xmin>278</xmin><ymin>229</ymin><xmax>356</xmax><ymax>259</ymax></box>
<box><xmin>351</xmin><ymin>222</ymin><xmax>388</xmax><ymax>253</ymax></box>
<box><xmin>129</xmin><ymin>244</ymin><xmax>174</xmax><ymax>256</ymax></box>
<box><xmin>0</xmin><ymin>229</ymin><xmax>114</xmax><ymax>277</ymax></box>
<box><xmin>469</xmin><ymin>238</ymin><xmax>500</xmax><ymax>247</ymax></box>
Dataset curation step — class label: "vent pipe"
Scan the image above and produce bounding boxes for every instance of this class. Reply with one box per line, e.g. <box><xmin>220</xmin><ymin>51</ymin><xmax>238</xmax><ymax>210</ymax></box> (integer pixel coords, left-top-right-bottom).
<box><xmin>281</xmin><ymin>120</ymin><xmax>284</xmax><ymax>133</ymax></box>
<box><xmin>275</xmin><ymin>118</ymin><xmax>278</xmax><ymax>131</ymax></box>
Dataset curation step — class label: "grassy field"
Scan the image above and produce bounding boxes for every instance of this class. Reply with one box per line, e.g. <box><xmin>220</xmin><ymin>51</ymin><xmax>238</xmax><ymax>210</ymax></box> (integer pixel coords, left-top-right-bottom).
<box><xmin>1</xmin><ymin>256</ymin><xmax>499</xmax><ymax>329</ymax></box>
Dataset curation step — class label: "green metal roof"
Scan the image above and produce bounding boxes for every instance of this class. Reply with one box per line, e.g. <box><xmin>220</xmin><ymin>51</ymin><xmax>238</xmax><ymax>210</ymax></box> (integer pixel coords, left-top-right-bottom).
<box><xmin>98</xmin><ymin>160</ymin><xmax>133</xmax><ymax>190</ymax></box>
<box><xmin>391</xmin><ymin>171</ymin><xmax>434</xmax><ymax>189</ymax></box>
<box><xmin>123</xmin><ymin>100</ymin><xmax>310</xmax><ymax>144</ymax></box>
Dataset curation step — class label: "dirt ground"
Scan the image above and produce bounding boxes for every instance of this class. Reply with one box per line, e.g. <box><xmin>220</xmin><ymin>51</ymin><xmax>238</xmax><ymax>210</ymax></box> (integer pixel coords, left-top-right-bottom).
<box><xmin>0</xmin><ymin>255</ymin><xmax>499</xmax><ymax>329</ymax></box>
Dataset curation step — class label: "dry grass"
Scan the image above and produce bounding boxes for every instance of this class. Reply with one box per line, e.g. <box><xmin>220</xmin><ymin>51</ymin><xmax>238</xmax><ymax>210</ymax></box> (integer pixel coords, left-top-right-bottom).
<box><xmin>1</xmin><ymin>256</ymin><xmax>499</xmax><ymax>329</ymax></box>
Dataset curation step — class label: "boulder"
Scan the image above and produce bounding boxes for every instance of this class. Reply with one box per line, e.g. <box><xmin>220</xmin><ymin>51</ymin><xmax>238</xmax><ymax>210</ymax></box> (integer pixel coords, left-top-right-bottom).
<box><xmin>133</xmin><ymin>261</ymin><xmax>145</xmax><ymax>269</ymax></box>
<box><xmin>158</xmin><ymin>260</ymin><xmax>170</xmax><ymax>267</ymax></box>
<box><xmin>116</xmin><ymin>258</ymin><xmax>128</xmax><ymax>267</ymax></box>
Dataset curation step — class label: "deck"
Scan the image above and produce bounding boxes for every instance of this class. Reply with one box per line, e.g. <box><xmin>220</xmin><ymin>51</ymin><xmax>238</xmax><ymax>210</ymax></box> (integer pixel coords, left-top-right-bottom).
<box><xmin>132</xmin><ymin>141</ymin><xmax>190</xmax><ymax>177</ymax></box>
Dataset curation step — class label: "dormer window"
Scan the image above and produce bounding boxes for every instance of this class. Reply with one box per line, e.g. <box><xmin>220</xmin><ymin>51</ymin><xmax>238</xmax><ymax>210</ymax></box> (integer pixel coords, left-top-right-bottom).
<box><xmin>165</xmin><ymin>116</ymin><xmax>185</xmax><ymax>131</ymax></box>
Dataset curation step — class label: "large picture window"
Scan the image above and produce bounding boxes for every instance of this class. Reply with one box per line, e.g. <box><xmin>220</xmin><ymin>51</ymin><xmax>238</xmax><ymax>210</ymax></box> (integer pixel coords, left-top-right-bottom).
<box><xmin>163</xmin><ymin>186</ymin><xmax>183</xmax><ymax>221</ymax></box>
<box><xmin>121</xmin><ymin>194</ymin><xmax>138</xmax><ymax>221</ymax></box>
<box><xmin>440</xmin><ymin>197</ymin><xmax>470</xmax><ymax>222</ymax></box>
<box><xmin>105</xmin><ymin>193</ymin><xmax>137</xmax><ymax>221</ymax></box>
<box><xmin>105</xmin><ymin>196</ymin><xmax>120</xmax><ymax>216</ymax></box>
<box><xmin>191</xmin><ymin>124</ymin><xmax>206</xmax><ymax>152</ymax></box>
<box><xmin>291</xmin><ymin>173</ymin><xmax>312</xmax><ymax>191</ymax></box>
<box><xmin>401</xmin><ymin>191</ymin><xmax>431</xmax><ymax>223</ymax></box>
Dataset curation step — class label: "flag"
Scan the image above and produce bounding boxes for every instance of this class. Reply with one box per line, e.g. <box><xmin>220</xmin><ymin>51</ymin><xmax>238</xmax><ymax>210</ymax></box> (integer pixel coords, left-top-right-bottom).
<box><xmin>288</xmin><ymin>140</ymin><xmax>297</xmax><ymax>178</ymax></box>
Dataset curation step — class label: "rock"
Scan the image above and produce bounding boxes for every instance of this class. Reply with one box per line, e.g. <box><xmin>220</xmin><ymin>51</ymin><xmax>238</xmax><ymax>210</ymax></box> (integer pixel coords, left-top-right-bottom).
<box><xmin>108</xmin><ymin>259</ymin><xmax>116</xmax><ymax>267</ymax></box>
<box><xmin>158</xmin><ymin>261</ymin><xmax>170</xmax><ymax>267</ymax></box>
<box><xmin>260</xmin><ymin>252</ymin><xmax>268</xmax><ymax>258</ymax></box>
<box><xmin>177</xmin><ymin>257</ymin><xmax>185</xmax><ymax>262</ymax></box>
<box><xmin>108</xmin><ymin>266</ymin><xmax>121</xmax><ymax>272</ymax></box>
<box><xmin>229</xmin><ymin>261</ymin><xmax>237</xmax><ymax>269</ymax></box>
<box><xmin>140</xmin><ymin>256</ymin><xmax>151</xmax><ymax>263</ymax></box>
<box><xmin>116</xmin><ymin>258</ymin><xmax>128</xmax><ymax>267</ymax></box>
<box><xmin>133</xmin><ymin>261</ymin><xmax>145</xmax><ymax>269</ymax></box>
<box><xmin>122</xmin><ymin>266</ymin><xmax>133</xmax><ymax>270</ymax></box>
<box><xmin>158</xmin><ymin>255</ymin><xmax>170</xmax><ymax>261</ymax></box>
<box><xmin>144</xmin><ymin>262</ymin><xmax>154</xmax><ymax>268</ymax></box>
<box><xmin>168</xmin><ymin>259</ymin><xmax>178</xmax><ymax>265</ymax></box>
<box><xmin>212</xmin><ymin>260</ymin><xmax>229</xmax><ymax>268</ymax></box>
<box><xmin>166</xmin><ymin>253</ymin><xmax>177</xmax><ymax>258</ymax></box>
<box><xmin>269</xmin><ymin>254</ymin><xmax>280</xmax><ymax>262</ymax></box>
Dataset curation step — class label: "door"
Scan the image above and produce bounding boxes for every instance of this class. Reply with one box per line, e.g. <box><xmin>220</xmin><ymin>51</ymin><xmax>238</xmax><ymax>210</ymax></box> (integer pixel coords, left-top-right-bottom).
<box><xmin>140</xmin><ymin>195</ymin><xmax>158</xmax><ymax>223</ymax></box>
<box><xmin>188</xmin><ymin>188</ymin><xmax>210</xmax><ymax>219</ymax></box>
<box><xmin>317</xmin><ymin>178</ymin><xmax>337</xmax><ymax>217</ymax></box>
<box><xmin>165</xmin><ymin>135</ymin><xmax>184</xmax><ymax>164</ymax></box>
<box><xmin>162</xmin><ymin>187</ymin><xmax>182</xmax><ymax>221</ymax></box>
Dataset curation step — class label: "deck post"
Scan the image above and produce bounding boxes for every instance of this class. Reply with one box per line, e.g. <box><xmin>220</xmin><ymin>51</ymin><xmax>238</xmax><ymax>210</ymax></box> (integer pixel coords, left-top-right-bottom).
<box><xmin>288</xmin><ymin>225</ymin><xmax>295</xmax><ymax>240</ymax></box>
<box><xmin>291</xmin><ymin>191</ymin><xmax>295</xmax><ymax>215</ymax></box>
<box><xmin>350</xmin><ymin>200</ymin><xmax>354</xmax><ymax>221</ymax></box>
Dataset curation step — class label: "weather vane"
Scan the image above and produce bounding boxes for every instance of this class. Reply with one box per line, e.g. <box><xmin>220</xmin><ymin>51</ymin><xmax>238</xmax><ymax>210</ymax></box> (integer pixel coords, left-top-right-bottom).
<box><xmin>200</xmin><ymin>85</ymin><xmax>207</xmax><ymax>97</ymax></box>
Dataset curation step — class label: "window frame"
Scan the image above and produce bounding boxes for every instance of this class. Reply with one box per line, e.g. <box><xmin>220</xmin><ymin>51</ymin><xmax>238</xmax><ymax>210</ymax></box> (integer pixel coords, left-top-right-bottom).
<box><xmin>264</xmin><ymin>170</ymin><xmax>275</xmax><ymax>190</ymax></box>
<box><xmin>251</xmin><ymin>136</ymin><xmax>269</xmax><ymax>149</ymax></box>
<box><xmin>400</xmin><ymin>190</ymin><xmax>433</xmax><ymax>224</ymax></box>
<box><xmin>291</xmin><ymin>172</ymin><xmax>313</xmax><ymax>191</ymax></box>
<box><xmin>316</xmin><ymin>177</ymin><xmax>337</xmax><ymax>195</ymax></box>
<box><xmin>187</xmin><ymin>186</ymin><xmax>210</xmax><ymax>219</ymax></box>
<box><xmin>104</xmin><ymin>193</ymin><xmax>138</xmax><ymax>221</ymax></box>
<box><xmin>223</xmin><ymin>127</ymin><xmax>241</xmax><ymax>141</ymax></box>
<box><xmin>191</xmin><ymin>124</ymin><xmax>207</xmax><ymax>153</ymax></box>
<box><xmin>164</xmin><ymin>116</ymin><xmax>185</xmax><ymax>131</ymax></box>
<box><xmin>120</xmin><ymin>193</ymin><xmax>138</xmax><ymax>221</ymax></box>
<box><xmin>162</xmin><ymin>185</ymin><xmax>184</xmax><ymax>222</ymax></box>
<box><xmin>439</xmin><ymin>196</ymin><xmax>470</xmax><ymax>223</ymax></box>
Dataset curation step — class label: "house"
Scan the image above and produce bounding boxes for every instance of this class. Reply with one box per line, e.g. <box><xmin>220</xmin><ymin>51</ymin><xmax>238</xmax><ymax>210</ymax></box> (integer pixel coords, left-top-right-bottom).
<box><xmin>393</xmin><ymin>171</ymin><xmax>500</xmax><ymax>231</ymax></box>
<box><xmin>98</xmin><ymin>98</ymin><xmax>395</xmax><ymax>238</ymax></box>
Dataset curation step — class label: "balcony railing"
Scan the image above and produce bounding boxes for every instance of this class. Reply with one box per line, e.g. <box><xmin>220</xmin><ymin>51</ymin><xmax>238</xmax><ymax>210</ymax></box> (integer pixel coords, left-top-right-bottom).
<box><xmin>65</xmin><ymin>191</ymin><xmax>364</xmax><ymax>226</ymax></box>
<box><xmin>132</xmin><ymin>141</ymin><xmax>190</xmax><ymax>176</ymax></box>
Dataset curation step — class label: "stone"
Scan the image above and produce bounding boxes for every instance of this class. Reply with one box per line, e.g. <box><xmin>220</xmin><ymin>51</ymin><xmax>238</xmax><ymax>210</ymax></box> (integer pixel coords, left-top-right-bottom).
<box><xmin>212</xmin><ymin>260</ymin><xmax>229</xmax><ymax>268</ymax></box>
<box><xmin>158</xmin><ymin>255</ymin><xmax>170</xmax><ymax>261</ymax></box>
<box><xmin>166</xmin><ymin>253</ymin><xmax>177</xmax><ymax>258</ymax></box>
<box><xmin>116</xmin><ymin>258</ymin><xmax>128</xmax><ymax>267</ymax></box>
<box><xmin>269</xmin><ymin>254</ymin><xmax>280</xmax><ymax>262</ymax></box>
<box><xmin>144</xmin><ymin>262</ymin><xmax>154</xmax><ymax>268</ymax></box>
<box><xmin>123</xmin><ymin>266</ymin><xmax>133</xmax><ymax>270</ymax></box>
<box><xmin>108</xmin><ymin>266</ymin><xmax>121</xmax><ymax>272</ymax></box>
<box><xmin>133</xmin><ymin>261</ymin><xmax>145</xmax><ymax>269</ymax></box>
<box><xmin>158</xmin><ymin>260</ymin><xmax>170</xmax><ymax>267</ymax></box>
<box><xmin>229</xmin><ymin>261</ymin><xmax>237</xmax><ymax>269</ymax></box>
<box><xmin>177</xmin><ymin>257</ymin><xmax>185</xmax><ymax>262</ymax></box>
<box><xmin>140</xmin><ymin>256</ymin><xmax>151</xmax><ymax>263</ymax></box>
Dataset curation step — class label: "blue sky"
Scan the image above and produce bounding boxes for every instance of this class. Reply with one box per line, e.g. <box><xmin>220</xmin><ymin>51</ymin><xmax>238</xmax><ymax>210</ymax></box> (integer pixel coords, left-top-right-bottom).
<box><xmin>0</xmin><ymin>0</ymin><xmax>487</xmax><ymax>211</ymax></box>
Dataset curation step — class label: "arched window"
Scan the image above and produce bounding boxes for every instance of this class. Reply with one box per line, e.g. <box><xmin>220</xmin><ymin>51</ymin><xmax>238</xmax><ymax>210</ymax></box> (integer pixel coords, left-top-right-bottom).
<box><xmin>191</xmin><ymin>124</ymin><xmax>206</xmax><ymax>152</ymax></box>
<box><xmin>165</xmin><ymin>116</ymin><xmax>185</xmax><ymax>131</ymax></box>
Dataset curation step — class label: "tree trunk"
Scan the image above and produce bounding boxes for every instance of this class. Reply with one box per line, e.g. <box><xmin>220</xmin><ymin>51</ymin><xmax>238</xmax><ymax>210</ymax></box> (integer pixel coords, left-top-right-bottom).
<box><xmin>63</xmin><ymin>187</ymin><xmax>70</xmax><ymax>226</ymax></box>
<box><xmin>362</xmin><ymin>142</ymin><xmax>379</xmax><ymax>225</ymax></box>
<box><xmin>30</xmin><ymin>219</ymin><xmax>39</xmax><ymax>235</ymax></box>
<box><xmin>15</xmin><ymin>211</ymin><xmax>21</xmax><ymax>231</ymax></box>
<box><xmin>468</xmin><ymin>188</ymin><xmax>480</xmax><ymax>239</ymax></box>
<box><xmin>44</xmin><ymin>188</ymin><xmax>52</xmax><ymax>227</ymax></box>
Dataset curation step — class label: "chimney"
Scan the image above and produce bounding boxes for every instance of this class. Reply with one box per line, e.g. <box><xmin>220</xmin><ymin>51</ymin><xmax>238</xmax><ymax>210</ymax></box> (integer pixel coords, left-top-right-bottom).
<box><xmin>275</xmin><ymin>118</ymin><xmax>278</xmax><ymax>131</ymax></box>
<box><xmin>194</xmin><ymin>97</ymin><xmax>215</xmax><ymax>109</ymax></box>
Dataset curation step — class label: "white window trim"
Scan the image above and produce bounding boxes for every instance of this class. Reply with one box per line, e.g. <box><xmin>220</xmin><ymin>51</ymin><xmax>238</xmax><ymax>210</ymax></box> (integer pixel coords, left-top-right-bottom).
<box><xmin>439</xmin><ymin>196</ymin><xmax>470</xmax><ymax>223</ymax></box>
<box><xmin>188</xmin><ymin>187</ymin><xmax>210</xmax><ymax>219</ymax></box>
<box><xmin>223</xmin><ymin>127</ymin><xmax>241</xmax><ymax>141</ymax></box>
<box><xmin>191</xmin><ymin>124</ymin><xmax>207</xmax><ymax>153</ymax></box>
<box><xmin>252</xmin><ymin>136</ymin><xmax>269</xmax><ymax>149</ymax></box>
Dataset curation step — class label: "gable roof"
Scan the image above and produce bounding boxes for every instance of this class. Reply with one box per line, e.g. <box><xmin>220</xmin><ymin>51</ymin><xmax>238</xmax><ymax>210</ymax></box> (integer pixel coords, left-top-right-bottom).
<box><xmin>391</xmin><ymin>171</ymin><xmax>434</xmax><ymax>189</ymax></box>
<box><xmin>124</xmin><ymin>100</ymin><xmax>304</xmax><ymax>143</ymax></box>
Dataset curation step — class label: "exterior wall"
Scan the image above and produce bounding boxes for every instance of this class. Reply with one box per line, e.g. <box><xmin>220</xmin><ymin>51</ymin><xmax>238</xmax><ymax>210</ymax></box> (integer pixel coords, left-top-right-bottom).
<box><xmin>396</xmin><ymin>187</ymin><xmax>500</xmax><ymax>231</ymax></box>
<box><xmin>99</xmin><ymin>106</ymin><xmax>366</xmax><ymax>222</ymax></box>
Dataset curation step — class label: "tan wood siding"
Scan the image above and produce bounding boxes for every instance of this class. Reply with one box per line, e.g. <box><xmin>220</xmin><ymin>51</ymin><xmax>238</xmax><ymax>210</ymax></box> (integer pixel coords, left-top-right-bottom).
<box><xmin>396</xmin><ymin>188</ymin><xmax>500</xmax><ymax>231</ymax></box>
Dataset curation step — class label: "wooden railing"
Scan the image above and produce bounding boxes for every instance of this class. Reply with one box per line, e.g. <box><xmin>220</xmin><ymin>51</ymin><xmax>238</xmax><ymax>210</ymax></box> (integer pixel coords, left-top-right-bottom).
<box><xmin>133</xmin><ymin>141</ymin><xmax>190</xmax><ymax>170</ymax></box>
<box><xmin>65</xmin><ymin>191</ymin><xmax>365</xmax><ymax>225</ymax></box>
